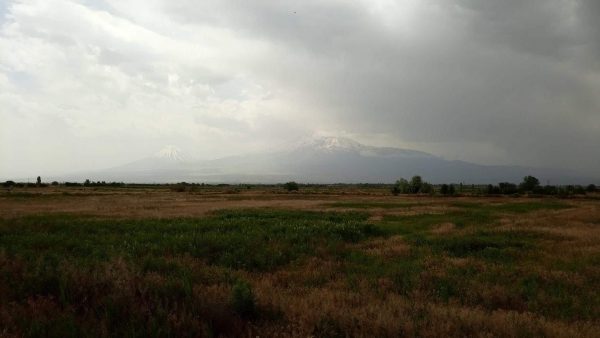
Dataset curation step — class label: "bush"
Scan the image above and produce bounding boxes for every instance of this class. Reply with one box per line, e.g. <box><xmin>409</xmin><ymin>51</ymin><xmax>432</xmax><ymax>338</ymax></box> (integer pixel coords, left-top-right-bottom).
<box><xmin>421</xmin><ymin>182</ymin><xmax>434</xmax><ymax>194</ymax></box>
<box><xmin>409</xmin><ymin>176</ymin><xmax>423</xmax><ymax>193</ymax></box>
<box><xmin>498</xmin><ymin>182</ymin><xmax>518</xmax><ymax>194</ymax></box>
<box><xmin>392</xmin><ymin>178</ymin><xmax>410</xmax><ymax>195</ymax></box>
<box><xmin>231</xmin><ymin>280</ymin><xmax>256</xmax><ymax>318</ymax></box>
<box><xmin>283</xmin><ymin>181</ymin><xmax>299</xmax><ymax>192</ymax></box>
<box><xmin>440</xmin><ymin>184</ymin><xmax>455</xmax><ymax>196</ymax></box>
<box><xmin>519</xmin><ymin>176</ymin><xmax>540</xmax><ymax>192</ymax></box>
<box><xmin>587</xmin><ymin>184</ymin><xmax>597</xmax><ymax>193</ymax></box>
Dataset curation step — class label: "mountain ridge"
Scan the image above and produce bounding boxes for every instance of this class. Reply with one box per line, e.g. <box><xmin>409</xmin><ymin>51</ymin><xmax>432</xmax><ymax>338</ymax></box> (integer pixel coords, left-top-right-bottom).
<box><xmin>48</xmin><ymin>137</ymin><xmax>593</xmax><ymax>184</ymax></box>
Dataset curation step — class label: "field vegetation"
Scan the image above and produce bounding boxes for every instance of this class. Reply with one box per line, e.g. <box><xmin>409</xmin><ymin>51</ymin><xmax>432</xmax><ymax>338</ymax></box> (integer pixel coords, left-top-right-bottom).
<box><xmin>0</xmin><ymin>184</ymin><xmax>599</xmax><ymax>337</ymax></box>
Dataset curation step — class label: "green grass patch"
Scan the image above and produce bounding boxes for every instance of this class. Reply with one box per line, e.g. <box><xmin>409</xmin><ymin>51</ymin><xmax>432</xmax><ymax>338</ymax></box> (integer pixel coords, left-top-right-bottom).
<box><xmin>0</xmin><ymin>209</ymin><xmax>377</xmax><ymax>271</ymax></box>
<box><xmin>425</xmin><ymin>230</ymin><xmax>539</xmax><ymax>262</ymax></box>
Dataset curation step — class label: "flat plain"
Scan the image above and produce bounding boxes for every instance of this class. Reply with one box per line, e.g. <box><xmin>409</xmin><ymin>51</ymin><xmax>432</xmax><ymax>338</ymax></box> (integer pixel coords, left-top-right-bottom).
<box><xmin>1</xmin><ymin>185</ymin><xmax>599</xmax><ymax>337</ymax></box>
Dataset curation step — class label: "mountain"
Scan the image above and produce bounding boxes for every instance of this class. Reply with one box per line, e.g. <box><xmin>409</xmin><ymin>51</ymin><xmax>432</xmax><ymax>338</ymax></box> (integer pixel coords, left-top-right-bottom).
<box><xmin>106</xmin><ymin>145</ymin><xmax>190</xmax><ymax>172</ymax></box>
<box><xmin>55</xmin><ymin>137</ymin><xmax>591</xmax><ymax>184</ymax></box>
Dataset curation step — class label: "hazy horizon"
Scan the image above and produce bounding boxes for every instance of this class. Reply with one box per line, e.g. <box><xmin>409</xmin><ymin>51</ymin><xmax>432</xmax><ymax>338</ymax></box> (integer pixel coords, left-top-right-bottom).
<box><xmin>1</xmin><ymin>0</ymin><xmax>599</xmax><ymax>180</ymax></box>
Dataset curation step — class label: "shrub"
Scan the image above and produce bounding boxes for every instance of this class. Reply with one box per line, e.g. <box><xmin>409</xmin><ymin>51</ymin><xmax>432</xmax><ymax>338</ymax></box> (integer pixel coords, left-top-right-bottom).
<box><xmin>519</xmin><ymin>176</ymin><xmax>540</xmax><ymax>192</ymax></box>
<box><xmin>393</xmin><ymin>178</ymin><xmax>410</xmax><ymax>195</ymax></box>
<box><xmin>231</xmin><ymin>280</ymin><xmax>256</xmax><ymax>318</ymax></box>
<box><xmin>498</xmin><ymin>182</ymin><xmax>518</xmax><ymax>194</ymax></box>
<box><xmin>283</xmin><ymin>181</ymin><xmax>299</xmax><ymax>192</ymax></box>
<box><xmin>409</xmin><ymin>175</ymin><xmax>423</xmax><ymax>193</ymax></box>
<box><xmin>51</xmin><ymin>181</ymin><xmax>59</xmax><ymax>186</ymax></box>
<box><xmin>586</xmin><ymin>184</ymin><xmax>597</xmax><ymax>193</ymax></box>
<box><xmin>421</xmin><ymin>182</ymin><xmax>434</xmax><ymax>194</ymax></box>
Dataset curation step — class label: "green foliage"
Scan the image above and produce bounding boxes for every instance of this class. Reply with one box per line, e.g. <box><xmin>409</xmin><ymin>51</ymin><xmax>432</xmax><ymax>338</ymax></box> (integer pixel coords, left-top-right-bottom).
<box><xmin>392</xmin><ymin>176</ymin><xmax>433</xmax><ymax>194</ymax></box>
<box><xmin>409</xmin><ymin>175</ymin><xmax>423</xmax><ymax>193</ymax></box>
<box><xmin>519</xmin><ymin>175</ymin><xmax>540</xmax><ymax>192</ymax></box>
<box><xmin>231</xmin><ymin>280</ymin><xmax>256</xmax><ymax>318</ymax></box>
<box><xmin>421</xmin><ymin>182</ymin><xmax>434</xmax><ymax>194</ymax></box>
<box><xmin>392</xmin><ymin>178</ymin><xmax>410</xmax><ymax>195</ymax></box>
<box><xmin>283</xmin><ymin>181</ymin><xmax>299</xmax><ymax>191</ymax></box>
<box><xmin>440</xmin><ymin>184</ymin><xmax>455</xmax><ymax>195</ymax></box>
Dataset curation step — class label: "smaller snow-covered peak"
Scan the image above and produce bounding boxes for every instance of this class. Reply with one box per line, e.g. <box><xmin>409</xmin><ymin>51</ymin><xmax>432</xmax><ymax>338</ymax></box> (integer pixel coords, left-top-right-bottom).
<box><xmin>154</xmin><ymin>145</ymin><xmax>186</xmax><ymax>161</ymax></box>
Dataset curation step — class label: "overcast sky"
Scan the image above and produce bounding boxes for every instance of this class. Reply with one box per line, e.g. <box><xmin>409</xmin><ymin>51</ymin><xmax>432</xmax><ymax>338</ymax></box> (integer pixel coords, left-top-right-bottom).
<box><xmin>1</xmin><ymin>0</ymin><xmax>599</xmax><ymax>179</ymax></box>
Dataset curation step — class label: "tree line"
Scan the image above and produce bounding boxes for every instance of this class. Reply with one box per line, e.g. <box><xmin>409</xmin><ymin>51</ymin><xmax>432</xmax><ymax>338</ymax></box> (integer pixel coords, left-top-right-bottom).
<box><xmin>392</xmin><ymin>175</ymin><xmax>597</xmax><ymax>196</ymax></box>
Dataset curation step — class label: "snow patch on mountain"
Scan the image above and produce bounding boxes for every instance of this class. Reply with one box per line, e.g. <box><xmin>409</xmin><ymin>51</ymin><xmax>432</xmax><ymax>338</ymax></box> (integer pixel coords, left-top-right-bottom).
<box><xmin>154</xmin><ymin>146</ymin><xmax>186</xmax><ymax>162</ymax></box>
<box><xmin>292</xmin><ymin>136</ymin><xmax>435</xmax><ymax>158</ymax></box>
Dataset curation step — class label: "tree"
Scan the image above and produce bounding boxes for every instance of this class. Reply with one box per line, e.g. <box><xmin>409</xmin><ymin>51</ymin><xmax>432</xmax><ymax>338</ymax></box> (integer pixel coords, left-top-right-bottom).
<box><xmin>421</xmin><ymin>182</ymin><xmax>434</xmax><ymax>194</ymax></box>
<box><xmin>84</xmin><ymin>179</ymin><xmax>91</xmax><ymax>186</ymax></box>
<box><xmin>393</xmin><ymin>178</ymin><xmax>410</xmax><ymax>195</ymax></box>
<box><xmin>586</xmin><ymin>184</ymin><xmax>597</xmax><ymax>193</ymax></box>
<box><xmin>440</xmin><ymin>184</ymin><xmax>449</xmax><ymax>195</ymax></box>
<box><xmin>409</xmin><ymin>176</ymin><xmax>423</xmax><ymax>194</ymax></box>
<box><xmin>519</xmin><ymin>176</ymin><xmax>540</xmax><ymax>192</ymax></box>
<box><xmin>283</xmin><ymin>181</ymin><xmax>299</xmax><ymax>192</ymax></box>
<box><xmin>36</xmin><ymin>176</ymin><xmax>41</xmax><ymax>186</ymax></box>
<box><xmin>498</xmin><ymin>182</ymin><xmax>518</xmax><ymax>194</ymax></box>
<box><xmin>448</xmin><ymin>184</ymin><xmax>455</xmax><ymax>195</ymax></box>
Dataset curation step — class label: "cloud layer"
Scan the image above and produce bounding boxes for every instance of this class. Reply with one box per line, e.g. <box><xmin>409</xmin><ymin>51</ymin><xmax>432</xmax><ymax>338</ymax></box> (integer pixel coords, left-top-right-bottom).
<box><xmin>1</xmin><ymin>0</ymin><xmax>599</xmax><ymax>179</ymax></box>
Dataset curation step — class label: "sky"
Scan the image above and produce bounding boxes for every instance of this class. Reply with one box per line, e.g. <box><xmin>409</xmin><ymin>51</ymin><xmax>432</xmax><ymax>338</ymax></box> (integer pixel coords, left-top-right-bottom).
<box><xmin>1</xmin><ymin>0</ymin><xmax>599</xmax><ymax>179</ymax></box>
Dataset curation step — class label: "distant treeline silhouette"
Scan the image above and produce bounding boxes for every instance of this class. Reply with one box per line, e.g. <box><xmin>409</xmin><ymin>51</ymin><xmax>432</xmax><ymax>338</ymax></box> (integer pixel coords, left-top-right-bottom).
<box><xmin>392</xmin><ymin>175</ymin><xmax>597</xmax><ymax>196</ymax></box>
<box><xmin>2</xmin><ymin>175</ymin><xmax>598</xmax><ymax>197</ymax></box>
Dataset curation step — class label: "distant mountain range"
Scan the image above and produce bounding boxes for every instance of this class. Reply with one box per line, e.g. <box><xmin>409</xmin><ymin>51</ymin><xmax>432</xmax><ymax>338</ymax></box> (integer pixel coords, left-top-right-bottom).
<box><xmin>52</xmin><ymin>137</ymin><xmax>591</xmax><ymax>184</ymax></box>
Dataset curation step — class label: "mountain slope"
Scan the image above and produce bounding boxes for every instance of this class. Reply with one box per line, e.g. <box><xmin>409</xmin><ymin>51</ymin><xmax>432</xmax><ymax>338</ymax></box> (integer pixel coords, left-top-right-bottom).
<box><xmin>59</xmin><ymin>137</ymin><xmax>590</xmax><ymax>184</ymax></box>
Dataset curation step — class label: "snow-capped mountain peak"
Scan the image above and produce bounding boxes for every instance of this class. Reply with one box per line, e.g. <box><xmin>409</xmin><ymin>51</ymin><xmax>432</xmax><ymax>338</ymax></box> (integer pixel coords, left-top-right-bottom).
<box><xmin>314</xmin><ymin>136</ymin><xmax>362</xmax><ymax>151</ymax></box>
<box><xmin>293</xmin><ymin>136</ymin><xmax>364</xmax><ymax>153</ymax></box>
<box><xmin>154</xmin><ymin>146</ymin><xmax>186</xmax><ymax>161</ymax></box>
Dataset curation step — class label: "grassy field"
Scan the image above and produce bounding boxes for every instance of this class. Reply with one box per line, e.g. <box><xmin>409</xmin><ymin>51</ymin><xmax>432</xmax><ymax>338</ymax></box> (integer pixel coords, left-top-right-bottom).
<box><xmin>1</xmin><ymin>186</ymin><xmax>599</xmax><ymax>337</ymax></box>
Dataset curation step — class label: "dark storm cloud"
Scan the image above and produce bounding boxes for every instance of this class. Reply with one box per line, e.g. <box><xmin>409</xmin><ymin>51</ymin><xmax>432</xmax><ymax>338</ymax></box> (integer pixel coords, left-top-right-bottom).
<box><xmin>163</xmin><ymin>0</ymin><xmax>599</xmax><ymax>175</ymax></box>
<box><xmin>1</xmin><ymin>0</ymin><xmax>598</xmax><ymax>178</ymax></box>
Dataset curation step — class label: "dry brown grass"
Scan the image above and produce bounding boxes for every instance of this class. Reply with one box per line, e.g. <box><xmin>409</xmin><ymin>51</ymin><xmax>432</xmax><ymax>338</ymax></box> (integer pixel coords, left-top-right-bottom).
<box><xmin>430</xmin><ymin>222</ymin><xmax>456</xmax><ymax>234</ymax></box>
<box><xmin>353</xmin><ymin>235</ymin><xmax>410</xmax><ymax>258</ymax></box>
